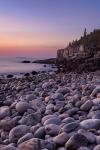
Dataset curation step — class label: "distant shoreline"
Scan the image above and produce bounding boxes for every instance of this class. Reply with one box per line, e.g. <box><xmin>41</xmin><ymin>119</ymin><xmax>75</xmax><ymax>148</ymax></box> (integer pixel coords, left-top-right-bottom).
<box><xmin>21</xmin><ymin>58</ymin><xmax>56</xmax><ymax>64</ymax></box>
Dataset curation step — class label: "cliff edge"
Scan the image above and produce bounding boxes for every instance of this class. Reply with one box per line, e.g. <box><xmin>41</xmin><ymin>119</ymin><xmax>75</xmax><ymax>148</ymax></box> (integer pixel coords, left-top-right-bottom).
<box><xmin>57</xmin><ymin>29</ymin><xmax>100</xmax><ymax>72</ymax></box>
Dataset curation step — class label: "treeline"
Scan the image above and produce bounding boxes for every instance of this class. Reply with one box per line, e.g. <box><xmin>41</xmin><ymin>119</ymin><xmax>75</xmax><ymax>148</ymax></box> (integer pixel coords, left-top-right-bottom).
<box><xmin>68</xmin><ymin>29</ymin><xmax>100</xmax><ymax>48</ymax></box>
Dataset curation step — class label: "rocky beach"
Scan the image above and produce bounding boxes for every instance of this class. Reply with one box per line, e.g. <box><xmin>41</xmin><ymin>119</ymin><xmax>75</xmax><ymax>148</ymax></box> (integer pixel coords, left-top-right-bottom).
<box><xmin>0</xmin><ymin>71</ymin><xmax>100</xmax><ymax>150</ymax></box>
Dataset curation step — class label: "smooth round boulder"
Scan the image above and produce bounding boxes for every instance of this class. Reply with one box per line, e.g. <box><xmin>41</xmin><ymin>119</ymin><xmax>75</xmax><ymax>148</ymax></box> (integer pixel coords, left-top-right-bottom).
<box><xmin>45</xmin><ymin>124</ymin><xmax>60</xmax><ymax>136</ymax></box>
<box><xmin>65</xmin><ymin>133</ymin><xmax>88</xmax><ymax>150</ymax></box>
<box><xmin>19</xmin><ymin>112</ymin><xmax>41</xmax><ymax>126</ymax></box>
<box><xmin>0</xmin><ymin>106</ymin><xmax>10</xmax><ymax>119</ymax></box>
<box><xmin>18</xmin><ymin>138</ymin><xmax>41</xmax><ymax>150</ymax></box>
<box><xmin>1</xmin><ymin>145</ymin><xmax>16</xmax><ymax>150</ymax></box>
<box><xmin>80</xmin><ymin>100</ymin><xmax>93</xmax><ymax>111</ymax></box>
<box><xmin>57</xmin><ymin>148</ymin><xmax>66</xmax><ymax>150</ymax></box>
<box><xmin>15</xmin><ymin>102</ymin><xmax>30</xmax><ymax>114</ymax></box>
<box><xmin>80</xmin><ymin>119</ymin><xmax>100</xmax><ymax>130</ymax></box>
<box><xmin>62</xmin><ymin>122</ymin><xmax>79</xmax><ymax>133</ymax></box>
<box><xmin>42</xmin><ymin>115</ymin><xmax>58</xmax><ymax>124</ymax></box>
<box><xmin>93</xmin><ymin>144</ymin><xmax>100</xmax><ymax>150</ymax></box>
<box><xmin>17</xmin><ymin>133</ymin><xmax>34</xmax><ymax>145</ymax></box>
<box><xmin>93</xmin><ymin>98</ymin><xmax>100</xmax><ymax>105</ymax></box>
<box><xmin>51</xmin><ymin>93</ymin><xmax>64</xmax><ymax>101</ymax></box>
<box><xmin>43</xmin><ymin>117</ymin><xmax>61</xmax><ymax>126</ymax></box>
<box><xmin>34</xmin><ymin>127</ymin><xmax>46</xmax><ymax>139</ymax></box>
<box><xmin>53</xmin><ymin>132</ymin><xmax>69</xmax><ymax>146</ymax></box>
<box><xmin>9</xmin><ymin>125</ymin><xmax>30</xmax><ymax>143</ymax></box>
<box><xmin>96</xmin><ymin>136</ymin><xmax>100</xmax><ymax>144</ymax></box>
<box><xmin>56</xmin><ymin>87</ymin><xmax>70</xmax><ymax>95</ymax></box>
<box><xmin>78</xmin><ymin>129</ymin><xmax>96</xmax><ymax>144</ymax></box>
<box><xmin>0</xmin><ymin>118</ymin><xmax>16</xmax><ymax>131</ymax></box>
<box><xmin>91</xmin><ymin>86</ymin><xmax>100</xmax><ymax>97</ymax></box>
<box><xmin>78</xmin><ymin>147</ymin><xmax>90</xmax><ymax>150</ymax></box>
<box><xmin>62</xmin><ymin>117</ymin><xmax>75</xmax><ymax>124</ymax></box>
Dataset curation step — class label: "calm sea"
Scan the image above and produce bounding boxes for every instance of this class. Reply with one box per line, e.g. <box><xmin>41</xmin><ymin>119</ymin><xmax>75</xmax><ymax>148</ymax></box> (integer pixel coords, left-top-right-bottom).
<box><xmin>0</xmin><ymin>56</ymin><xmax>53</xmax><ymax>75</ymax></box>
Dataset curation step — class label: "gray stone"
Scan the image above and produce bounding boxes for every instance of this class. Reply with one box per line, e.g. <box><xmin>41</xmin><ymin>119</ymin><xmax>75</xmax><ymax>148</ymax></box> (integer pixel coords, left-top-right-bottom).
<box><xmin>1</xmin><ymin>145</ymin><xmax>16</xmax><ymax>150</ymax></box>
<box><xmin>93</xmin><ymin>98</ymin><xmax>100</xmax><ymax>105</ymax></box>
<box><xmin>65</xmin><ymin>133</ymin><xmax>88</xmax><ymax>150</ymax></box>
<box><xmin>57</xmin><ymin>148</ymin><xmax>66</xmax><ymax>150</ymax></box>
<box><xmin>56</xmin><ymin>87</ymin><xmax>70</xmax><ymax>95</ymax></box>
<box><xmin>53</xmin><ymin>132</ymin><xmax>69</xmax><ymax>146</ymax></box>
<box><xmin>19</xmin><ymin>112</ymin><xmax>41</xmax><ymax>126</ymax></box>
<box><xmin>80</xmin><ymin>100</ymin><xmax>93</xmax><ymax>111</ymax></box>
<box><xmin>78</xmin><ymin>147</ymin><xmax>90</xmax><ymax>150</ymax></box>
<box><xmin>9</xmin><ymin>125</ymin><xmax>30</xmax><ymax>143</ymax></box>
<box><xmin>62</xmin><ymin>122</ymin><xmax>79</xmax><ymax>133</ymax></box>
<box><xmin>42</xmin><ymin>115</ymin><xmax>57</xmax><ymax>124</ymax></box>
<box><xmin>0</xmin><ymin>117</ymin><xmax>16</xmax><ymax>131</ymax></box>
<box><xmin>41</xmin><ymin>139</ymin><xmax>56</xmax><ymax>150</ymax></box>
<box><xmin>45</xmin><ymin>124</ymin><xmax>60</xmax><ymax>136</ymax></box>
<box><xmin>91</xmin><ymin>86</ymin><xmax>100</xmax><ymax>97</ymax></box>
<box><xmin>44</xmin><ymin>117</ymin><xmax>61</xmax><ymax>126</ymax></box>
<box><xmin>62</xmin><ymin>117</ymin><xmax>75</xmax><ymax>124</ymax></box>
<box><xmin>80</xmin><ymin>119</ymin><xmax>100</xmax><ymax>130</ymax></box>
<box><xmin>0</xmin><ymin>106</ymin><xmax>10</xmax><ymax>119</ymax></box>
<box><xmin>34</xmin><ymin>127</ymin><xmax>45</xmax><ymax>139</ymax></box>
<box><xmin>78</xmin><ymin>129</ymin><xmax>96</xmax><ymax>144</ymax></box>
<box><xmin>96</xmin><ymin>136</ymin><xmax>100</xmax><ymax>144</ymax></box>
<box><xmin>93</xmin><ymin>144</ymin><xmax>100</xmax><ymax>150</ymax></box>
<box><xmin>17</xmin><ymin>133</ymin><xmax>34</xmax><ymax>145</ymax></box>
<box><xmin>15</xmin><ymin>102</ymin><xmax>30</xmax><ymax>114</ymax></box>
<box><xmin>51</xmin><ymin>93</ymin><xmax>64</xmax><ymax>101</ymax></box>
<box><xmin>18</xmin><ymin>138</ymin><xmax>41</xmax><ymax>150</ymax></box>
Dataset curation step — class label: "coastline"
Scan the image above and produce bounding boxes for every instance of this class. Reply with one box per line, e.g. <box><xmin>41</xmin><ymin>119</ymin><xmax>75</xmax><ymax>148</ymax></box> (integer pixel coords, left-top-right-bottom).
<box><xmin>0</xmin><ymin>57</ymin><xmax>57</xmax><ymax>79</ymax></box>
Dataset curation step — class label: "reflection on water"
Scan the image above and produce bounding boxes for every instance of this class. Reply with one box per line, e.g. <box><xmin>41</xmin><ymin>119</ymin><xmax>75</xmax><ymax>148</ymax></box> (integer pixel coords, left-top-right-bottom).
<box><xmin>0</xmin><ymin>57</ymin><xmax>52</xmax><ymax>74</ymax></box>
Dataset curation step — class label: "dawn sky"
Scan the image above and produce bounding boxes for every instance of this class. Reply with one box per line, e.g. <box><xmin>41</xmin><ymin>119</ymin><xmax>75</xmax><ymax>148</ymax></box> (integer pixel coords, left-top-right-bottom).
<box><xmin>0</xmin><ymin>0</ymin><xmax>100</xmax><ymax>58</ymax></box>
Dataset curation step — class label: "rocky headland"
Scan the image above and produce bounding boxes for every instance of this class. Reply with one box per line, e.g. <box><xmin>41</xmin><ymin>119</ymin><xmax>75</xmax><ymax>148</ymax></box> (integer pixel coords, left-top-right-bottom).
<box><xmin>57</xmin><ymin>29</ymin><xmax>100</xmax><ymax>72</ymax></box>
<box><xmin>0</xmin><ymin>71</ymin><xmax>100</xmax><ymax>150</ymax></box>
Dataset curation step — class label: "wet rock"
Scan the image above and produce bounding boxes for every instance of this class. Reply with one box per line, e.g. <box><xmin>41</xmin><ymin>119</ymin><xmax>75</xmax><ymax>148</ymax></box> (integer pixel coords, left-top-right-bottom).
<box><xmin>31</xmin><ymin>71</ymin><xmax>38</xmax><ymax>75</ymax></box>
<box><xmin>24</xmin><ymin>73</ymin><xmax>30</xmax><ymax>77</ymax></box>
<box><xmin>9</xmin><ymin>125</ymin><xmax>30</xmax><ymax>143</ymax></box>
<box><xmin>7</xmin><ymin>74</ymin><xmax>13</xmax><ymax>78</ymax></box>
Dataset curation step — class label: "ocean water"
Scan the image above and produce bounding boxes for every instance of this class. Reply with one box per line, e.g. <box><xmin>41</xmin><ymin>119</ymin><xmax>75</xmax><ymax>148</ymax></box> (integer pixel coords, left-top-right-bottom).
<box><xmin>0</xmin><ymin>56</ymin><xmax>53</xmax><ymax>75</ymax></box>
